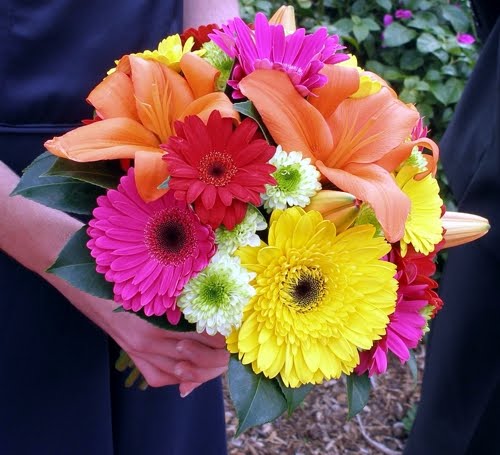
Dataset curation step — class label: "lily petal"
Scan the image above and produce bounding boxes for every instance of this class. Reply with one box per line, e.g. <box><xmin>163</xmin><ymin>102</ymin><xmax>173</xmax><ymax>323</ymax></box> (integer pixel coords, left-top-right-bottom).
<box><xmin>309</xmin><ymin>64</ymin><xmax>359</xmax><ymax>119</ymax></box>
<box><xmin>134</xmin><ymin>151</ymin><xmax>169</xmax><ymax>201</ymax></box>
<box><xmin>316</xmin><ymin>161</ymin><xmax>410</xmax><ymax>242</ymax></box>
<box><xmin>129</xmin><ymin>55</ymin><xmax>194</xmax><ymax>142</ymax></box>
<box><xmin>87</xmin><ymin>71</ymin><xmax>140</xmax><ymax>121</ymax></box>
<box><xmin>239</xmin><ymin>69</ymin><xmax>332</xmax><ymax>160</ymax></box>
<box><xmin>180</xmin><ymin>53</ymin><xmax>219</xmax><ymax>99</ymax></box>
<box><xmin>325</xmin><ymin>88</ymin><xmax>420</xmax><ymax>168</ymax></box>
<box><xmin>44</xmin><ymin>118</ymin><xmax>160</xmax><ymax>161</ymax></box>
<box><xmin>180</xmin><ymin>92</ymin><xmax>240</xmax><ymax>124</ymax></box>
<box><xmin>376</xmin><ymin>137</ymin><xmax>440</xmax><ymax>176</ymax></box>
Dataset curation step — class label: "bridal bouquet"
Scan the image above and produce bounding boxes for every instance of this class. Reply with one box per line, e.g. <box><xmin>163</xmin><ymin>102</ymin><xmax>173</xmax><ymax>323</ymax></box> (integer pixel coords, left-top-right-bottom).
<box><xmin>14</xmin><ymin>6</ymin><xmax>489</xmax><ymax>434</ymax></box>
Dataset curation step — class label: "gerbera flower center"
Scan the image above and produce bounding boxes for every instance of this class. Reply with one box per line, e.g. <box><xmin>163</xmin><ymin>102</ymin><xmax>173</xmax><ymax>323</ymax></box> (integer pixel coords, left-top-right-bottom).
<box><xmin>199</xmin><ymin>275</ymin><xmax>230</xmax><ymax>309</ymax></box>
<box><xmin>199</xmin><ymin>151</ymin><xmax>238</xmax><ymax>186</ymax></box>
<box><xmin>274</xmin><ymin>164</ymin><xmax>302</xmax><ymax>192</ymax></box>
<box><xmin>284</xmin><ymin>267</ymin><xmax>326</xmax><ymax>313</ymax></box>
<box><xmin>144</xmin><ymin>207</ymin><xmax>197</xmax><ymax>266</ymax></box>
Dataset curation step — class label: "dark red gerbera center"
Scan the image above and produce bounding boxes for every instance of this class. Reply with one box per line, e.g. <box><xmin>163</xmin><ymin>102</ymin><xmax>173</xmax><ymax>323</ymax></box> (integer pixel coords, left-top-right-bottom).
<box><xmin>198</xmin><ymin>151</ymin><xmax>238</xmax><ymax>186</ymax></box>
<box><xmin>144</xmin><ymin>207</ymin><xmax>197</xmax><ymax>266</ymax></box>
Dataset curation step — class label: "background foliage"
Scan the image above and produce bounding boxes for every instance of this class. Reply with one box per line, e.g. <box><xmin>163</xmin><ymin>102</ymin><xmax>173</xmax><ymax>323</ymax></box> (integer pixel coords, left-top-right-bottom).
<box><xmin>240</xmin><ymin>0</ymin><xmax>480</xmax><ymax>209</ymax></box>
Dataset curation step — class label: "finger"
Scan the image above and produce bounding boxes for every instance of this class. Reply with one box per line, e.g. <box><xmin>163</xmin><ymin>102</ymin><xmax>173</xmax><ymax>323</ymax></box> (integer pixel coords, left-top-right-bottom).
<box><xmin>132</xmin><ymin>357</ymin><xmax>180</xmax><ymax>388</ymax></box>
<box><xmin>129</xmin><ymin>336</ymin><xmax>185</xmax><ymax>360</ymax></box>
<box><xmin>162</xmin><ymin>330</ymin><xmax>227</xmax><ymax>349</ymax></box>
<box><xmin>175</xmin><ymin>339</ymin><xmax>230</xmax><ymax>368</ymax></box>
<box><xmin>174</xmin><ymin>361</ymin><xmax>227</xmax><ymax>384</ymax></box>
<box><xmin>179</xmin><ymin>381</ymin><xmax>202</xmax><ymax>398</ymax></box>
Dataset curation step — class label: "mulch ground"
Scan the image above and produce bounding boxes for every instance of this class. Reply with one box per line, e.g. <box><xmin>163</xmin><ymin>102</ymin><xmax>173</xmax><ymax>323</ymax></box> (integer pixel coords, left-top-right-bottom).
<box><xmin>223</xmin><ymin>345</ymin><xmax>425</xmax><ymax>454</ymax></box>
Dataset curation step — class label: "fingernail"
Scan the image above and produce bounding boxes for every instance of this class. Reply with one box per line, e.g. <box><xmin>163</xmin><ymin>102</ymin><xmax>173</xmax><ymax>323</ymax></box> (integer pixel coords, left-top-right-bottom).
<box><xmin>180</xmin><ymin>389</ymin><xmax>192</xmax><ymax>398</ymax></box>
<box><xmin>174</xmin><ymin>365</ymin><xmax>183</xmax><ymax>376</ymax></box>
<box><xmin>176</xmin><ymin>342</ymin><xmax>183</xmax><ymax>353</ymax></box>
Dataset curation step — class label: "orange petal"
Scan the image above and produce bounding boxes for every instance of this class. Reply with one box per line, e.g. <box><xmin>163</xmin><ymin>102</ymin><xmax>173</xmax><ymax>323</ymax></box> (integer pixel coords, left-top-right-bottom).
<box><xmin>129</xmin><ymin>55</ymin><xmax>194</xmax><ymax>142</ymax></box>
<box><xmin>239</xmin><ymin>70</ymin><xmax>332</xmax><ymax>160</ymax></box>
<box><xmin>376</xmin><ymin>137</ymin><xmax>439</xmax><ymax>176</ymax></box>
<box><xmin>44</xmin><ymin>118</ymin><xmax>160</xmax><ymax>161</ymax></box>
<box><xmin>316</xmin><ymin>161</ymin><xmax>410</xmax><ymax>242</ymax></box>
<box><xmin>134</xmin><ymin>151</ymin><xmax>169</xmax><ymax>202</ymax></box>
<box><xmin>325</xmin><ymin>87</ymin><xmax>420</xmax><ymax>169</ymax></box>
<box><xmin>87</xmin><ymin>71</ymin><xmax>140</xmax><ymax>121</ymax></box>
<box><xmin>180</xmin><ymin>53</ymin><xmax>219</xmax><ymax>99</ymax></box>
<box><xmin>180</xmin><ymin>92</ymin><xmax>240</xmax><ymax>124</ymax></box>
<box><xmin>309</xmin><ymin>64</ymin><xmax>359</xmax><ymax>119</ymax></box>
<box><xmin>269</xmin><ymin>6</ymin><xmax>296</xmax><ymax>34</ymax></box>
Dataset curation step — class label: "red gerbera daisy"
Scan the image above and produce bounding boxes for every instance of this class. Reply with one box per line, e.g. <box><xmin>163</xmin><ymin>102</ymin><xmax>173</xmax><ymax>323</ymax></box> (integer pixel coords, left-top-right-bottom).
<box><xmin>180</xmin><ymin>23</ymin><xmax>220</xmax><ymax>50</ymax></box>
<box><xmin>162</xmin><ymin>110</ymin><xmax>276</xmax><ymax>229</ymax></box>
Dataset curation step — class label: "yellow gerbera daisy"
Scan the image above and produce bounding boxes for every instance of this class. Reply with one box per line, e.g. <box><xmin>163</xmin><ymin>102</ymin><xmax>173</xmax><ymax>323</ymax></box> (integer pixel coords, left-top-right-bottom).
<box><xmin>135</xmin><ymin>35</ymin><xmax>205</xmax><ymax>72</ymax></box>
<box><xmin>396</xmin><ymin>163</ymin><xmax>443</xmax><ymax>256</ymax></box>
<box><xmin>339</xmin><ymin>54</ymin><xmax>382</xmax><ymax>98</ymax></box>
<box><xmin>228</xmin><ymin>207</ymin><xmax>397</xmax><ymax>388</ymax></box>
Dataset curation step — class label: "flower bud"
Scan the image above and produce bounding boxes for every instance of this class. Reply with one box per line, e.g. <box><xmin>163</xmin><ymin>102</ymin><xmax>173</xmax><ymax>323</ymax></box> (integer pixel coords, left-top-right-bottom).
<box><xmin>305</xmin><ymin>190</ymin><xmax>359</xmax><ymax>232</ymax></box>
<box><xmin>441</xmin><ymin>211</ymin><xmax>490</xmax><ymax>248</ymax></box>
<box><xmin>269</xmin><ymin>6</ymin><xmax>296</xmax><ymax>35</ymax></box>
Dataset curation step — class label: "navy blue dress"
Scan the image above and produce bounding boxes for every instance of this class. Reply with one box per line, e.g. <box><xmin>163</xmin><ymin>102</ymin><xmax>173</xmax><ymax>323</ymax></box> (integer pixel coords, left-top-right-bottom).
<box><xmin>0</xmin><ymin>3</ymin><xmax>227</xmax><ymax>454</ymax></box>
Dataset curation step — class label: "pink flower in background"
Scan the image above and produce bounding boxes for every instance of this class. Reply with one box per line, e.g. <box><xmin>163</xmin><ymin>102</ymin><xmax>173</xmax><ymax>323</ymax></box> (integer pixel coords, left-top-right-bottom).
<box><xmin>383</xmin><ymin>14</ymin><xmax>393</xmax><ymax>27</ymax></box>
<box><xmin>457</xmin><ymin>33</ymin><xmax>475</xmax><ymax>45</ymax></box>
<box><xmin>87</xmin><ymin>168</ymin><xmax>216</xmax><ymax>324</ymax></box>
<box><xmin>411</xmin><ymin>117</ymin><xmax>429</xmax><ymax>141</ymax></box>
<box><xmin>395</xmin><ymin>9</ymin><xmax>413</xmax><ymax>19</ymax></box>
<box><xmin>209</xmin><ymin>12</ymin><xmax>348</xmax><ymax>98</ymax></box>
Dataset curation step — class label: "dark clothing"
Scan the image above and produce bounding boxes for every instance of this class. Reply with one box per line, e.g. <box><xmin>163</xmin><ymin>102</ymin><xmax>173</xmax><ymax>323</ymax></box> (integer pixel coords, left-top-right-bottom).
<box><xmin>404</xmin><ymin>3</ymin><xmax>500</xmax><ymax>455</ymax></box>
<box><xmin>0</xmin><ymin>2</ymin><xmax>227</xmax><ymax>454</ymax></box>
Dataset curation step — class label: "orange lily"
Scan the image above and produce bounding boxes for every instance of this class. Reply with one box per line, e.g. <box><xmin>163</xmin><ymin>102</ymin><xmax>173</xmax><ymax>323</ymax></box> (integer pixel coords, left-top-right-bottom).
<box><xmin>238</xmin><ymin>66</ymin><xmax>438</xmax><ymax>242</ymax></box>
<box><xmin>441</xmin><ymin>211</ymin><xmax>490</xmax><ymax>248</ymax></box>
<box><xmin>45</xmin><ymin>53</ymin><xmax>239</xmax><ymax>201</ymax></box>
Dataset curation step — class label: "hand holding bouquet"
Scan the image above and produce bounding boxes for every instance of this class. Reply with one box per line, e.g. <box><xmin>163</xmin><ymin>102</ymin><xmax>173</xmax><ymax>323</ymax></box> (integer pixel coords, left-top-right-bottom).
<box><xmin>14</xmin><ymin>6</ymin><xmax>489</xmax><ymax>434</ymax></box>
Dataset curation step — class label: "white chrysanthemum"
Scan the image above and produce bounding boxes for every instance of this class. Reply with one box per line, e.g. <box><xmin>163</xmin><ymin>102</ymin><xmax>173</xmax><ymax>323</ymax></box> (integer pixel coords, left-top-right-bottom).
<box><xmin>215</xmin><ymin>205</ymin><xmax>267</xmax><ymax>255</ymax></box>
<box><xmin>261</xmin><ymin>146</ymin><xmax>321</xmax><ymax>212</ymax></box>
<box><xmin>176</xmin><ymin>254</ymin><xmax>256</xmax><ymax>336</ymax></box>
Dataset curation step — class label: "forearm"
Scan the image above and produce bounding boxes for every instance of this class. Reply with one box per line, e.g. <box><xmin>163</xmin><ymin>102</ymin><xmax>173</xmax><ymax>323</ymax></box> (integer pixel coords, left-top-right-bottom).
<box><xmin>183</xmin><ymin>0</ymin><xmax>239</xmax><ymax>29</ymax></box>
<box><xmin>0</xmin><ymin>161</ymin><xmax>117</xmax><ymax>331</ymax></box>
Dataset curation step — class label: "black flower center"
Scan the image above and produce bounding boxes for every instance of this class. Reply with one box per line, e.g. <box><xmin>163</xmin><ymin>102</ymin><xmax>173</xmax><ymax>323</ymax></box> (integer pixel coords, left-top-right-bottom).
<box><xmin>284</xmin><ymin>268</ymin><xmax>326</xmax><ymax>313</ymax></box>
<box><xmin>199</xmin><ymin>151</ymin><xmax>238</xmax><ymax>186</ymax></box>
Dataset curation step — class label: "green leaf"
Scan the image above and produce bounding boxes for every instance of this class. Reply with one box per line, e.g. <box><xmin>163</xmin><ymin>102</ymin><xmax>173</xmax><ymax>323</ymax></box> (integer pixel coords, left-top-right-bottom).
<box><xmin>425</xmin><ymin>69</ymin><xmax>442</xmax><ymax>81</ymax></box>
<box><xmin>417</xmin><ymin>33</ymin><xmax>441</xmax><ymax>53</ymax></box>
<box><xmin>375</xmin><ymin>0</ymin><xmax>391</xmax><ymax>11</ymax></box>
<box><xmin>332</xmin><ymin>18</ymin><xmax>353</xmax><ymax>36</ymax></box>
<box><xmin>11</xmin><ymin>152</ymin><xmax>104</xmax><ymax>215</ymax></box>
<box><xmin>362</xmin><ymin>18</ymin><xmax>380</xmax><ymax>32</ymax></box>
<box><xmin>407</xmin><ymin>350</ymin><xmax>418</xmax><ymax>385</ymax></box>
<box><xmin>432</xmin><ymin>49</ymin><xmax>450</xmax><ymax>63</ymax></box>
<box><xmin>400</xmin><ymin>51</ymin><xmax>424</xmax><ymax>71</ymax></box>
<box><xmin>158</xmin><ymin>176</ymin><xmax>171</xmax><ymax>189</ymax></box>
<box><xmin>346</xmin><ymin>373</ymin><xmax>371</xmax><ymax>419</ymax></box>
<box><xmin>47</xmin><ymin>226</ymin><xmax>114</xmax><ymax>299</ymax></box>
<box><xmin>430</xmin><ymin>78</ymin><xmax>464</xmax><ymax>105</ymax></box>
<box><xmin>228</xmin><ymin>357</ymin><xmax>287</xmax><ymax>436</ymax></box>
<box><xmin>353</xmin><ymin>23</ymin><xmax>370</xmax><ymax>42</ymax></box>
<box><xmin>383</xmin><ymin>67</ymin><xmax>405</xmax><ymax>81</ymax></box>
<box><xmin>441</xmin><ymin>64</ymin><xmax>457</xmax><ymax>76</ymax></box>
<box><xmin>403</xmin><ymin>76</ymin><xmax>420</xmax><ymax>90</ymax></box>
<box><xmin>234</xmin><ymin>101</ymin><xmax>273</xmax><ymax>143</ymax></box>
<box><xmin>365</xmin><ymin>60</ymin><xmax>386</xmax><ymax>75</ymax></box>
<box><xmin>383</xmin><ymin>23</ymin><xmax>416</xmax><ymax>47</ymax></box>
<box><xmin>45</xmin><ymin>157</ymin><xmax>123</xmax><ymax>189</ymax></box>
<box><xmin>441</xmin><ymin>5</ymin><xmax>470</xmax><ymax>33</ymax></box>
<box><xmin>277</xmin><ymin>377</ymin><xmax>313</xmax><ymax>415</ymax></box>
<box><xmin>407</xmin><ymin>12</ymin><xmax>438</xmax><ymax>31</ymax></box>
<box><xmin>400</xmin><ymin>88</ymin><xmax>418</xmax><ymax>104</ymax></box>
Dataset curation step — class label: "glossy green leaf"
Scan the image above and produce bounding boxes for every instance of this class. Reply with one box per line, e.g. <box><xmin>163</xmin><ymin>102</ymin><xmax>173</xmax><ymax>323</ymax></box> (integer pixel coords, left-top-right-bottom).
<box><xmin>11</xmin><ymin>152</ymin><xmax>104</xmax><ymax>215</ymax></box>
<box><xmin>47</xmin><ymin>226</ymin><xmax>114</xmax><ymax>299</ymax></box>
<box><xmin>441</xmin><ymin>4</ymin><xmax>469</xmax><ymax>33</ymax></box>
<box><xmin>417</xmin><ymin>33</ymin><xmax>441</xmax><ymax>53</ymax></box>
<box><xmin>228</xmin><ymin>357</ymin><xmax>287</xmax><ymax>436</ymax></box>
<box><xmin>375</xmin><ymin>0</ymin><xmax>391</xmax><ymax>12</ymax></box>
<box><xmin>346</xmin><ymin>373</ymin><xmax>372</xmax><ymax>419</ymax></box>
<box><xmin>234</xmin><ymin>101</ymin><xmax>273</xmax><ymax>143</ymax></box>
<box><xmin>430</xmin><ymin>78</ymin><xmax>464</xmax><ymax>105</ymax></box>
<box><xmin>407</xmin><ymin>12</ymin><xmax>438</xmax><ymax>31</ymax></box>
<box><xmin>45</xmin><ymin>157</ymin><xmax>123</xmax><ymax>189</ymax></box>
<box><xmin>332</xmin><ymin>18</ymin><xmax>353</xmax><ymax>36</ymax></box>
<box><xmin>277</xmin><ymin>377</ymin><xmax>314</xmax><ymax>416</ymax></box>
<box><xmin>383</xmin><ymin>23</ymin><xmax>416</xmax><ymax>47</ymax></box>
<box><xmin>353</xmin><ymin>23</ymin><xmax>370</xmax><ymax>42</ymax></box>
<box><xmin>400</xmin><ymin>50</ymin><xmax>424</xmax><ymax>71</ymax></box>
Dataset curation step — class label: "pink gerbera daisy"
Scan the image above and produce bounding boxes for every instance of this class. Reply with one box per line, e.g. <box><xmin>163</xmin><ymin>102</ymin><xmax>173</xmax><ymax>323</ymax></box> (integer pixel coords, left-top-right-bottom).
<box><xmin>209</xmin><ymin>13</ymin><xmax>348</xmax><ymax>98</ymax></box>
<box><xmin>162</xmin><ymin>110</ymin><xmax>276</xmax><ymax>230</ymax></box>
<box><xmin>87</xmin><ymin>168</ymin><xmax>216</xmax><ymax>324</ymax></box>
<box><xmin>356</xmin><ymin>244</ymin><xmax>442</xmax><ymax>376</ymax></box>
